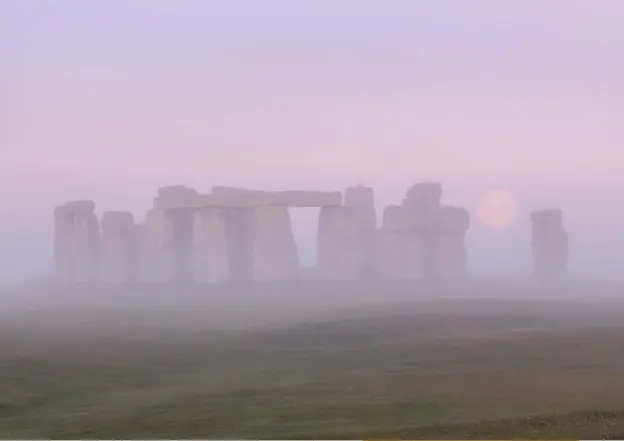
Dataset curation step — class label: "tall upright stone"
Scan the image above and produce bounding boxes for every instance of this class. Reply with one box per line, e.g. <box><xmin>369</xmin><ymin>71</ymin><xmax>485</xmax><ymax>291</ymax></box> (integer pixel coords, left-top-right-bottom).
<box><xmin>146</xmin><ymin>185</ymin><xmax>199</xmax><ymax>282</ymax></box>
<box><xmin>223</xmin><ymin>208</ymin><xmax>256</xmax><ymax>281</ymax></box>
<box><xmin>377</xmin><ymin>205</ymin><xmax>429</xmax><ymax>280</ymax></box>
<box><xmin>403</xmin><ymin>182</ymin><xmax>442</xmax><ymax>214</ymax></box>
<box><xmin>54</xmin><ymin>206</ymin><xmax>74</xmax><ymax>281</ymax></box>
<box><xmin>193</xmin><ymin>207</ymin><xmax>230</xmax><ymax>283</ymax></box>
<box><xmin>317</xmin><ymin>206</ymin><xmax>367</xmax><ymax>280</ymax></box>
<box><xmin>212</xmin><ymin>187</ymin><xmax>265</xmax><ymax>282</ymax></box>
<box><xmin>344</xmin><ymin>185</ymin><xmax>376</xmax><ymax>230</ymax></box>
<box><xmin>434</xmin><ymin>206</ymin><xmax>470</xmax><ymax>279</ymax></box>
<box><xmin>53</xmin><ymin>200</ymin><xmax>100</xmax><ymax>282</ymax></box>
<box><xmin>140</xmin><ymin>209</ymin><xmax>175</xmax><ymax>283</ymax></box>
<box><xmin>345</xmin><ymin>185</ymin><xmax>377</xmax><ymax>278</ymax></box>
<box><xmin>403</xmin><ymin>183</ymin><xmax>442</xmax><ymax>277</ymax></box>
<box><xmin>252</xmin><ymin>206</ymin><xmax>299</xmax><ymax>282</ymax></box>
<box><xmin>168</xmin><ymin>207</ymin><xmax>195</xmax><ymax>282</ymax></box>
<box><xmin>100</xmin><ymin>211</ymin><xmax>138</xmax><ymax>283</ymax></box>
<box><xmin>531</xmin><ymin>209</ymin><xmax>568</xmax><ymax>280</ymax></box>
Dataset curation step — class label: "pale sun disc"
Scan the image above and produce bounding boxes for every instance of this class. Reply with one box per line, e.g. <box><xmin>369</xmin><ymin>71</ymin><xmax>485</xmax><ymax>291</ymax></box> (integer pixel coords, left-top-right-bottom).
<box><xmin>476</xmin><ymin>189</ymin><xmax>519</xmax><ymax>229</ymax></box>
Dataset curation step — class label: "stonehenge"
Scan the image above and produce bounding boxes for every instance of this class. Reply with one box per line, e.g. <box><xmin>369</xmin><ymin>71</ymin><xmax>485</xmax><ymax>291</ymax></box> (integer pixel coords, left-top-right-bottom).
<box><xmin>52</xmin><ymin>182</ymin><xmax>567</xmax><ymax>284</ymax></box>
<box><xmin>531</xmin><ymin>209</ymin><xmax>569</xmax><ymax>280</ymax></box>
<box><xmin>53</xmin><ymin>200</ymin><xmax>100</xmax><ymax>282</ymax></box>
<box><xmin>345</xmin><ymin>185</ymin><xmax>377</xmax><ymax>276</ymax></box>
<box><xmin>100</xmin><ymin>211</ymin><xmax>138</xmax><ymax>283</ymax></box>
<box><xmin>377</xmin><ymin>183</ymin><xmax>449</xmax><ymax>280</ymax></box>
<box><xmin>252</xmin><ymin>206</ymin><xmax>299</xmax><ymax>282</ymax></box>
<box><xmin>317</xmin><ymin>206</ymin><xmax>369</xmax><ymax>280</ymax></box>
<box><xmin>193</xmin><ymin>207</ymin><xmax>230</xmax><ymax>283</ymax></box>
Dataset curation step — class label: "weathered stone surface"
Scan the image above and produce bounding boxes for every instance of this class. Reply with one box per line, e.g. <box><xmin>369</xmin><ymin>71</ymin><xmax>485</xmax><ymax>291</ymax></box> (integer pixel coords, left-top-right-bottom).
<box><xmin>153</xmin><ymin>193</ymin><xmax>201</xmax><ymax>210</ymax></box>
<box><xmin>212</xmin><ymin>186</ymin><xmax>268</xmax><ymax>196</ymax></box>
<box><xmin>435</xmin><ymin>234</ymin><xmax>467</xmax><ymax>279</ymax></box>
<box><xmin>531</xmin><ymin>208</ymin><xmax>563</xmax><ymax>227</ymax></box>
<box><xmin>403</xmin><ymin>182</ymin><xmax>442</xmax><ymax>210</ymax></box>
<box><xmin>435</xmin><ymin>206</ymin><xmax>470</xmax><ymax>235</ymax></box>
<box><xmin>200</xmin><ymin>192</ymin><xmax>271</xmax><ymax>208</ymax></box>
<box><xmin>317</xmin><ymin>206</ymin><xmax>367</xmax><ymax>280</ymax></box>
<box><xmin>157</xmin><ymin>185</ymin><xmax>199</xmax><ymax>198</ymax></box>
<box><xmin>139</xmin><ymin>209</ymin><xmax>176</xmax><ymax>283</ymax></box>
<box><xmin>377</xmin><ymin>204</ymin><xmax>429</xmax><ymax>279</ymax></box>
<box><xmin>210</xmin><ymin>189</ymin><xmax>341</xmax><ymax>207</ymax></box>
<box><xmin>270</xmin><ymin>191</ymin><xmax>342</xmax><ymax>207</ymax></box>
<box><xmin>395</xmin><ymin>183</ymin><xmax>445</xmax><ymax>278</ymax></box>
<box><xmin>100</xmin><ymin>211</ymin><xmax>138</xmax><ymax>283</ymax></box>
<box><xmin>53</xmin><ymin>201</ymin><xmax>100</xmax><ymax>282</ymax></box>
<box><xmin>252</xmin><ymin>206</ymin><xmax>299</xmax><ymax>281</ymax></box>
<box><xmin>62</xmin><ymin>200</ymin><xmax>96</xmax><ymax>212</ymax></box>
<box><xmin>153</xmin><ymin>195</ymin><xmax>198</xmax><ymax>210</ymax></box>
<box><xmin>139</xmin><ymin>207</ymin><xmax>195</xmax><ymax>283</ymax></box>
<box><xmin>168</xmin><ymin>208</ymin><xmax>195</xmax><ymax>282</ymax></box>
<box><xmin>345</xmin><ymin>185</ymin><xmax>376</xmax><ymax>277</ymax></box>
<box><xmin>193</xmin><ymin>207</ymin><xmax>230</xmax><ymax>283</ymax></box>
<box><xmin>139</xmin><ymin>207</ymin><xmax>196</xmax><ymax>283</ymax></box>
<box><xmin>377</xmin><ymin>230</ymin><xmax>428</xmax><ymax>280</ymax></box>
<box><xmin>224</xmin><ymin>208</ymin><xmax>256</xmax><ymax>281</ymax></box>
<box><xmin>72</xmin><ymin>210</ymin><xmax>100</xmax><ymax>282</ymax></box>
<box><xmin>345</xmin><ymin>185</ymin><xmax>375</xmax><ymax>229</ymax></box>
<box><xmin>531</xmin><ymin>209</ymin><xmax>568</xmax><ymax>280</ymax></box>
<box><xmin>155</xmin><ymin>187</ymin><xmax>342</xmax><ymax>209</ymax></box>
<box><xmin>53</xmin><ymin>206</ymin><xmax>74</xmax><ymax>282</ymax></box>
<box><xmin>153</xmin><ymin>186</ymin><xmax>199</xmax><ymax>209</ymax></box>
<box><xmin>381</xmin><ymin>204</ymin><xmax>430</xmax><ymax>232</ymax></box>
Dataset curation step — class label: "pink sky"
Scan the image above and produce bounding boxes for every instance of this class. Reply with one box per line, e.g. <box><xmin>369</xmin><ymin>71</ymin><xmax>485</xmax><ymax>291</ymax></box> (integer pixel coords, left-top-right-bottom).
<box><xmin>2</xmin><ymin>0</ymin><xmax>624</xmax><ymax>280</ymax></box>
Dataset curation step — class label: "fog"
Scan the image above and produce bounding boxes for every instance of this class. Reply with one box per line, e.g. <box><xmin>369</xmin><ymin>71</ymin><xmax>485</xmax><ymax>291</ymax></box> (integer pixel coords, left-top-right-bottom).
<box><xmin>3</xmin><ymin>0</ymin><xmax>624</xmax><ymax>282</ymax></box>
<box><xmin>3</xmin><ymin>177</ymin><xmax>624</xmax><ymax>282</ymax></box>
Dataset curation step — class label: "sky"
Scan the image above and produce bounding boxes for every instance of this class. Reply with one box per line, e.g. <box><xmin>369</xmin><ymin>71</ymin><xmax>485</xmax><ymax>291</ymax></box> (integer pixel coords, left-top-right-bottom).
<box><xmin>2</xmin><ymin>0</ymin><xmax>624</xmax><ymax>281</ymax></box>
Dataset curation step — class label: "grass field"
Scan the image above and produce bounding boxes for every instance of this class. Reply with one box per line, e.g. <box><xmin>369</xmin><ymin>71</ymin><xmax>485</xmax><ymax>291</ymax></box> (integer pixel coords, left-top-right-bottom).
<box><xmin>2</xmin><ymin>280</ymin><xmax>624</xmax><ymax>439</ymax></box>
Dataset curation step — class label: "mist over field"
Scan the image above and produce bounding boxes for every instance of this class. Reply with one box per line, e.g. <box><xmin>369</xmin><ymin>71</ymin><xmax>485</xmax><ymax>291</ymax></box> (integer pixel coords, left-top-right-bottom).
<box><xmin>3</xmin><ymin>2</ymin><xmax>624</xmax><ymax>437</ymax></box>
<box><xmin>1</xmin><ymin>280</ymin><xmax>624</xmax><ymax>438</ymax></box>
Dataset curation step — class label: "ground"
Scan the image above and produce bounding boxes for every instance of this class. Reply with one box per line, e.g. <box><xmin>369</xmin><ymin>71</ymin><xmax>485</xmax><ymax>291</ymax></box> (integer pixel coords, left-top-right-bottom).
<box><xmin>1</xmin><ymin>280</ymin><xmax>624</xmax><ymax>439</ymax></box>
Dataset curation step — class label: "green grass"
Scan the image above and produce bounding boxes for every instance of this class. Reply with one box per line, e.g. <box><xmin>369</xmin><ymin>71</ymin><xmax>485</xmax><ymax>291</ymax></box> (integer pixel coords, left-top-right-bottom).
<box><xmin>2</xmin><ymin>282</ymin><xmax>624</xmax><ymax>438</ymax></box>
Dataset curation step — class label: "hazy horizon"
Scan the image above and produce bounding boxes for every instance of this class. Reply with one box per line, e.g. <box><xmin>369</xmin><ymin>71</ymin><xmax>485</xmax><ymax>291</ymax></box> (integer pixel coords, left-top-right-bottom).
<box><xmin>3</xmin><ymin>0</ymin><xmax>624</xmax><ymax>281</ymax></box>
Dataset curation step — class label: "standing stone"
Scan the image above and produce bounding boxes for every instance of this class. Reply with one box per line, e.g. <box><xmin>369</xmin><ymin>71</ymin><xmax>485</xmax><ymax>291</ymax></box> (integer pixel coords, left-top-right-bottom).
<box><xmin>252</xmin><ymin>206</ymin><xmax>299</xmax><ymax>282</ymax></box>
<box><xmin>100</xmin><ymin>211</ymin><xmax>138</xmax><ymax>283</ymax></box>
<box><xmin>193</xmin><ymin>207</ymin><xmax>230</xmax><ymax>283</ymax></box>
<box><xmin>168</xmin><ymin>208</ymin><xmax>195</xmax><ymax>282</ymax></box>
<box><xmin>140</xmin><ymin>209</ymin><xmax>175</xmax><ymax>283</ymax></box>
<box><xmin>345</xmin><ymin>186</ymin><xmax>376</xmax><ymax>229</ymax></box>
<box><xmin>403</xmin><ymin>182</ymin><xmax>442</xmax><ymax>213</ymax></box>
<box><xmin>54</xmin><ymin>206</ymin><xmax>74</xmax><ymax>281</ymax></box>
<box><xmin>212</xmin><ymin>188</ymin><xmax>263</xmax><ymax>282</ymax></box>
<box><xmin>377</xmin><ymin>205</ymin><xmax>429</xmax><ymax>280</ymax></box>
<box><xmin>317</xmin><ymin>206</ymin><xmax>367</xmax><ymax>280</ymax></box>
<box><xmin>147</xmin><ymin>186</ymin><xmax>199</xmax><ymax>283</ymax></box>
<box><xmin>434</xmin><ymin>206</ymin><xmax>470</xmax><ymax>279</ymax></box>
<box><xmin>224</xmin><ymin>208</ymin><xmax>256</xmax><ymax>282</ymax></box>
<box><xmin>531</xmin><ymin>209</ymin><xmax>568</xmax><ymax>280</ymax></box>
<box><xmin>345</xmin><ymin>185</ymin><xmax>376</xmax><ymax>278</ymax></box>
<box><xmin>53</xmin><ymin>200</ymin><xmax>100</xmax><ymax>282</ymax></box>
<box><xmin>401</xmin><ymin>182</ymin><xmax>442</xmax><ymax>278</ymax></box>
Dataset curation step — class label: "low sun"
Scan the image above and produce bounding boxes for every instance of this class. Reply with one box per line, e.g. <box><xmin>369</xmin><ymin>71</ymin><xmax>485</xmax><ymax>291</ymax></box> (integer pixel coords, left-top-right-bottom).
<box><xmin>476</xmin><ymin>189</ymin><xmax>519</xmax><ymax>229</ymax></box>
